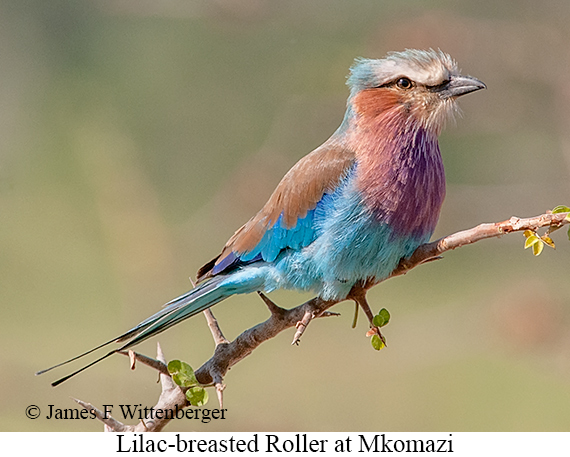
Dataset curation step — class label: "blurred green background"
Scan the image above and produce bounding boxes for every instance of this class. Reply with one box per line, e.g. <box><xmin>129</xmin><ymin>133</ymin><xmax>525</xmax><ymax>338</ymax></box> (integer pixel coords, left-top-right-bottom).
<box><xmin>3</xmin><ymin>0</ymin><xmax>570</xmax><ymax>432</ymax></box>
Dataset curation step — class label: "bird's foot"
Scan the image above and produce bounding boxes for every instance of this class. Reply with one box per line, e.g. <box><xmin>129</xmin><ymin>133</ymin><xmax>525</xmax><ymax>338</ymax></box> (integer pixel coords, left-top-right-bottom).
<box><xmin>320</xmin><ymin>311</ymin><xmax>341</xmax><ymax>318</ymax></box>
<box><xmin>347</xmin><ymin>284</ymin><xmax>375</xmax><ymax>329</ymax></box>
<box><xmin>292</xmin><ymin>310</ymin><xmax>315</xmax><ymax>345</ymax></box>
<box><xmin>290</xmin><ymin>297</ymin><xmax>337</xmax><ymax>345</ymax></box>
<box><xmin>351</xmin><ymin>302</ymin><xmax>359</xmax><ymax>328</ymax></box>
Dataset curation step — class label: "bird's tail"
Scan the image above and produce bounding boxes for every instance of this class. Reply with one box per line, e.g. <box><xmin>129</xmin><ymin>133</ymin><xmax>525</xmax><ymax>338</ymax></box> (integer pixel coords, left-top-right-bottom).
<box><xmin>36</xmin><ymin>270</ymin><xmax>264</xmax><ymax>387</ymax></box>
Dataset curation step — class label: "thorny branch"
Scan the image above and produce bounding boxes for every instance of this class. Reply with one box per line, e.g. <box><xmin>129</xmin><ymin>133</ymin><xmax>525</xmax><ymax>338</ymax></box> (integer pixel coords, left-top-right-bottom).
<box><xmin>76</xmin><ymin>210</ymin><xmax>569</xmax><ymax>431</ymax></box>
<box><xmin>76</xmin><ymin>343</ymin><xmax>188</xmax><ymax>432</ymax></box>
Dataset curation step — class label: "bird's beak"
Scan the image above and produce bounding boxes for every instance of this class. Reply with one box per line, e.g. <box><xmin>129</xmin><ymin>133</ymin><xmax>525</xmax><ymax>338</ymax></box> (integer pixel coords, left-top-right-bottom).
<box><xmin>433</xmin><ymin>75</ymin><xmax>487</xmax><ymax>99</ymax></box>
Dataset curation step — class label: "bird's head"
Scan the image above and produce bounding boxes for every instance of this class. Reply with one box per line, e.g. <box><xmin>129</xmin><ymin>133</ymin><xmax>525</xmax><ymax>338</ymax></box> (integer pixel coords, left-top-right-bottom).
<box><xmin>347</xmin><ymin>49</ymin><xmax>485</xmax><ymax>135</ymax></box>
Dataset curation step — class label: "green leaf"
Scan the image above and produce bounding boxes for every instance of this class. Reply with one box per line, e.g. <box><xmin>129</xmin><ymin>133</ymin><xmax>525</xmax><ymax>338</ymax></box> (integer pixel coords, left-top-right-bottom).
<box><xmin>379</xmin><ymin>308</ymin><xmax>390</xmax><ymax>327</ymax></box>
<box><xmin>532</xmin><ymin>240</ymin><xmax>544</xmax><ymax>256</ymax></box>
<box><xmin>371</xmin><ymin>334</ymin><xmax>385</xmax><ymax>351</ymax></box>
<box><xmin>167</xmin><ymin>359</ymin><xmax>182</xmax><ymax>375</ymax></box>
<box><xmin>186</xmin><ymin>386</ymin><xmax>209</xmax><ymax>406</ymax></box>
<box><xmin>552</xmin><ymin>205</ymin><xmax>570</xmax><ymax>214</ymax></box>
<box><xmin>524</xmin><ymin>234</ymin><xmax>540</xmax><ymax>249</ymax></box>
<box><xmin>373</xmin><ymin>308</ymin><xmax>391</xmax><ymax>328</ymax></box>
<box><xmin>567</xmin><ymin>227</ymin><xmax>570</xmax><ymax>241</ymax></box>
<box><xmin>553</xmin><ymin>206</ymin><xmax>570</xmax><ymax>223</ymax></box>
<box><xmin>523</xmin><ymin>230</ymin><xmax>534</xmax><ymax>238</ymax></box>
<box><xmin>372</xmin><ymin>314</ymin><xmax>384</xmax><ymax>327</ymax></box>
<box><xmin>167</xmin><ymin>360</ymin><xmax>198</xmax><ymax>388</ymax></box>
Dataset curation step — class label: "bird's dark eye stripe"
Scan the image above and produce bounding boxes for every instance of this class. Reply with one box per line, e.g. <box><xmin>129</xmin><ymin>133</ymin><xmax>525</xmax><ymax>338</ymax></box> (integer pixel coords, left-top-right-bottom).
<box><xmin>426</xmin><ymin>80</ymin><xmax>451</xmax><ymax>91</ymax></box>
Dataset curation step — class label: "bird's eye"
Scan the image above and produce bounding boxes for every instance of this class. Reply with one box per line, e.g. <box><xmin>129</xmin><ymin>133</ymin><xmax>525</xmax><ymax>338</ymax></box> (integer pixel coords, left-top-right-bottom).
<box><xmin>396</xmin><ymin>78</ymin><xmax>413</xmax><ymax>90</ymax></box>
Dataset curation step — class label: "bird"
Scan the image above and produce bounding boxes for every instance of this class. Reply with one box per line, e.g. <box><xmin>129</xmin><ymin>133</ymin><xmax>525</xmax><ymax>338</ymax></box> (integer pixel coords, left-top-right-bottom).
<box><xmin>37</xmin><ymin>49</ymin><xmax>485</xmax><ymax>386</ymax></box>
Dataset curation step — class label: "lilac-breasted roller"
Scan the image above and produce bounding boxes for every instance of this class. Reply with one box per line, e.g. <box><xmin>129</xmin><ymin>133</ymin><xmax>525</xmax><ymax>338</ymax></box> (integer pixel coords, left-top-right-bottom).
<box><xmin>39</xmin><ymin>49</ymin><xmax>485</xmax><ymax>386</ymax></box>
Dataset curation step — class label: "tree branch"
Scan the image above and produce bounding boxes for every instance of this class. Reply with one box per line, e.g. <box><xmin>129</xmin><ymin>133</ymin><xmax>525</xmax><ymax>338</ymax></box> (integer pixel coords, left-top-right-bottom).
<box><xmin>203</xmin><ymin>308</ymin><xmax>229</xmax><ymax>346</ymax></box>
<box><xmin>196</xmin><ymin>211</ymin><xmax>569</xmax><ymax>387</ymax></box>
<box><xmin>201</xmin><ymin>308</ymin><xmax>228</xmax><ymax>407</ymax></box>
<box><xmin>389</xmin><ymin>212</ymin><xmax>568</xmax><ymax>281</ymax></box>
<box><xmin>76</xmin><ymin>343</ymin><xmax>188</xmax><ymax>432</ymax></box>
<box><xmin>77</xmin><ymin>210</ymin><xmax>568</xmax><ymax>431</ymax></box>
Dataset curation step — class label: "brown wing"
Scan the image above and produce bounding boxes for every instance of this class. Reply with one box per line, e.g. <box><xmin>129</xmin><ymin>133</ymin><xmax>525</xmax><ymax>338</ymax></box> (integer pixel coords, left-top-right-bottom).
<box><xmin>196</xmin><ymin>137</ymin><xmax>356</xmax><ymax>281</ymax></box>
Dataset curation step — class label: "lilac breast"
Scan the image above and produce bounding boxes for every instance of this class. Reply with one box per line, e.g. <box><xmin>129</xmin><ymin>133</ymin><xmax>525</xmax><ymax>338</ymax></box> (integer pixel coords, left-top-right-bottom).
<box><xmin>356</xmin><ymin>126</ymin><xmax>446</xmax><ymax>241</ymax></box>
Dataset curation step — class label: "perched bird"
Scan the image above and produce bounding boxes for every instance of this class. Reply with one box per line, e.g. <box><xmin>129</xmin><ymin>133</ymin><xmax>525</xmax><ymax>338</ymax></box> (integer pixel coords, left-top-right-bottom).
<box><xmin>38</xmin><ymin>49</ymin><xmax>485</xmax><ymax>386</ymax></box>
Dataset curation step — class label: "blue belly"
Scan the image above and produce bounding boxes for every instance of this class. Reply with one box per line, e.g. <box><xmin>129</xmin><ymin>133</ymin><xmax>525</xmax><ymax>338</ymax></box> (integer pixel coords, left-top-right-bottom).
<box><xmin>268</xmin><ymin>179</ymin><xmax>430</xmax><ymax>300</ymax></box>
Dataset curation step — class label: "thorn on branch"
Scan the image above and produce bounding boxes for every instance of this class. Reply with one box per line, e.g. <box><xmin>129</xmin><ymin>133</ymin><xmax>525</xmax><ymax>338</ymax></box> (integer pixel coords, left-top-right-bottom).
<box><xmin>215</xmin><ymin>382</ymin><xmax>225</xmax><ymax>409</ymax></box>
<box><xmin>117</xmin><ymin>349</ymin><xmax>169</xmax><ymax>377</ymax></box>
<box><xmin>74</xmin><ymin>344</ymin><xmax>189</xmax><ymax>432</ymax></box>
<box><xmin>203</xmin><ymin>308</ymin><xmax>229</xmax><ymax>345</ymax></box>
<box><xmin>257</xmin><ymin>292</ymin><xmax>287</xmax><ymax>317</ymax></box>
<box><xmin>128</xmin><ymin>350</ymin><xmax>136</xmax><ymax>370</ymax></box>
<box><xmin>73</xmin><ymin>397</ymin><xmax>126</xmax><ymax>432</ymax></box>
